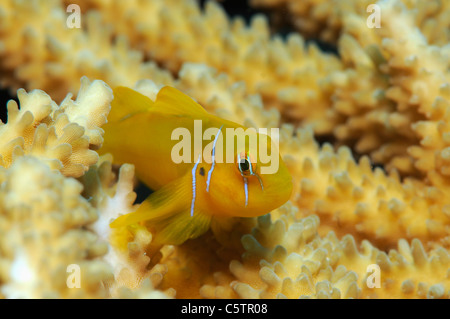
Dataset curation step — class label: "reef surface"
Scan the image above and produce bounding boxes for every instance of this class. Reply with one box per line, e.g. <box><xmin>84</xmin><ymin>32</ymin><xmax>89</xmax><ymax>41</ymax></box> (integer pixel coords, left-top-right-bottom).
<box><xmin>0</xmin><ymin>0</ymin><xmax>449</xmax><ymax>299</ymax></box>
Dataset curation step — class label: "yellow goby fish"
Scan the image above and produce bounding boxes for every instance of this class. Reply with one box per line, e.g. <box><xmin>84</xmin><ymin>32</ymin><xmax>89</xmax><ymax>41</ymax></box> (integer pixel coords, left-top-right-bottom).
<box><xmin>101</xmin><ymin>86</ymin><xmax>292</xmax><ymax>245</ymax></box>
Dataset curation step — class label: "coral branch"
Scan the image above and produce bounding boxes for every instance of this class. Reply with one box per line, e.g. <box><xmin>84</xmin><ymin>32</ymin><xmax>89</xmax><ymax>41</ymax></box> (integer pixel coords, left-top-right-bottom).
<box><xmin>0</xmin><ymin>77</ymin><xmax>112</xmax><ymax>177</ymax></box>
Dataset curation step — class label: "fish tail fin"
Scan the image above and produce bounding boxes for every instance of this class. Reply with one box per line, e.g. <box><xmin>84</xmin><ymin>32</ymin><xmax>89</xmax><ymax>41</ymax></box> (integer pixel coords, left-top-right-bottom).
<box><xmin>110</xmin><ymin>176</ymin><xmax>212</xmax><ymax>246</ymax></box>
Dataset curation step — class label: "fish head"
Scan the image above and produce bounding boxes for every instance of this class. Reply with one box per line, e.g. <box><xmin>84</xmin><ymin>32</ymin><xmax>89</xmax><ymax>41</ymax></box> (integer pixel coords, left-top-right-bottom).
<box><xmin>204</xmin><ymin>128</ymin><xmax>292</xmax><ymax>217</ymax></box>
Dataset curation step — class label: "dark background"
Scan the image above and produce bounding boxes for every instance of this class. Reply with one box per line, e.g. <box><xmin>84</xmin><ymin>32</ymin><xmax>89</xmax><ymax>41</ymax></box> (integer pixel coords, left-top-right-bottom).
<box><xmin>0</xmin><ymin>87</ymin><xmax>11</xmax><ymax>123</ymax></box>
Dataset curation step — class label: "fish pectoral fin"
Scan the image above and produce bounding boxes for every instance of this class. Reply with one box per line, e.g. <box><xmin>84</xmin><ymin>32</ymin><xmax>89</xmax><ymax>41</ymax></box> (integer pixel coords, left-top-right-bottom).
<box><xmin>152</xmin><ymin>208</ymin><xmax>212</xmax><ymax>246</ymax></box>
<box><xmin>110</xmin><ymin>175</ymin><xmax>188</xmax><ymax>229</ymax></box>
<box><xmin>110</xmin><ymin>202</ymin><xmax>211</xmax><ymax>246</ymax></box>
<box><xmin>110</xmin><ymin>174</ymin><xmax>212</xmax><ymax>245</ymax></box>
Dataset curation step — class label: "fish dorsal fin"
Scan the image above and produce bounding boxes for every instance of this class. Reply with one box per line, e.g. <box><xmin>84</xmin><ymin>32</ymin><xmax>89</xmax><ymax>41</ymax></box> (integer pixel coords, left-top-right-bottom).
<box><xmin>154</xmin><ymin>86</ymin><xmax>209</xmax><ymax>118</ymax></box>
<box><xmin>109</xmin><ymin>86</ymin><xmax>154</xmax><ymax>122</ymax></box>
<box><xmin>110</xmin><ymin>86</ymin><xmax>208</xmax><ymax>122</ymax></box>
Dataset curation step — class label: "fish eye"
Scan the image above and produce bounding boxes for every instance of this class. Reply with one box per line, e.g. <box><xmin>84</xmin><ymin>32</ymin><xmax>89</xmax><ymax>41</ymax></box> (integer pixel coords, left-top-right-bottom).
<box><xmin>240</xmin><ymin>158</ymin><xmax>250</xmax><ymax>172</ymax></box>
<box><xmin>237</xmin><ymin>152</ymin><xmax>256</xmax><ymax>176</ymax></box>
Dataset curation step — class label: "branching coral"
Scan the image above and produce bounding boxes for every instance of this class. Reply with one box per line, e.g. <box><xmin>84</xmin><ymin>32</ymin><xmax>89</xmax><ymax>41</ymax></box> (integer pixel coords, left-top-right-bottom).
<box><xmin>1</xmin><ymin>0</ymin><xmax>343</xmax><ymax>133</ymax></box>
<box><xmin>0</xmin><ymin>76</ymin><xmax>112</xmax><ymax>176</ymax></box>
<box><xmin>334</xmin><ymin>1</ymin><xmax>450</xmax><ymax>179</ymax></box>
<box><xmin>279</xmin><ymin>126</ymin><xmax>450</xmax><ymax>249</ymax></box>
<box><xmin>0</xmin><ymin>0</ymin><xmax>174</xmax><ymax>101</ymax></box>
<box><xmin>252</xmin><ymin>0</ymin><xmax>450</xmax><ymax>181</ymax></box>
<box><xmin>0</xmin><ymin>75</ymin><xmax>172</xmax><ymax>298</ymax></box>
<box><xmin>0</xmin><ymin>156</ymin><xmax>112</xmax><ymax>298</ymax></box>
<box><xmin>80</xmin><ymin>155</ymin><xmax>174</xmax><ymax>298</ymax></box>
<box><xmin>0</xmin><ymin>0</ymin><xmax>449</xmax><ymax>299</ymax></box>
<box><xmin>250</xmin><ymin>0</ymin><xmax>450</xmax><ymax>46</ymax></box>
<box><xmin>201</xmin><ymin>206</ymin><xmax>450</xmax><ymax>299</ymax></box>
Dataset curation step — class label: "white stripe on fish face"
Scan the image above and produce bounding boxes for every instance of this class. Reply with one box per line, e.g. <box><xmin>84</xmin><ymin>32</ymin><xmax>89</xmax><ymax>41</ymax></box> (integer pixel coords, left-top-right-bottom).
<box><xmin>190</xmin><ymin>153</ymin><xmax>202</xmax><ymax>217</ymax></box>
<box><xmin>243</xmin><ymin>176</ymin><xmax>249</xmax><ymax>207</ymax></box>
<box><xmin>206</xmin><ymin>125</ymin><xmax>224</xmax><ymax>192</ymax></box>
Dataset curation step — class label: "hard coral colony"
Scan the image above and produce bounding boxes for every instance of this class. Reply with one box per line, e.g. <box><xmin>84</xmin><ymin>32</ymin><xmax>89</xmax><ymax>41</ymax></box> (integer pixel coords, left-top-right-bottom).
<box><xmin>0</xmin><ymin>0</ymin><xmax>449</xmax><ymax>299</ymax></box>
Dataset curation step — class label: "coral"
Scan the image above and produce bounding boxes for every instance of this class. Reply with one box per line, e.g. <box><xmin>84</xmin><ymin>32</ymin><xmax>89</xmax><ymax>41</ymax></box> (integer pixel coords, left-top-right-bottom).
<box><xmin>0</xmin><ymin>0</ymin><xmax>174</xmax><ymax>101</ymax></box>
<box><xmin>251</xmin><ymin>0</ymin><xmax>450</xmax><ymax>180</ymax></box>
<box><xmin>0</xmin><ymin>77</ymin><xmax>112</xmax><ymax>177</ymax></box>
<box><xmin>0</xmin><ymin>79</ymin><xmax>173</xmax><ymax>298</ymax></box>
<box><xmin>332</xmin><ymin>1</ymin><xmax>450</xmax><ymax>180</ymax></box>
<box><xmin>0</xmin><ymin>0</ymin><xmax>449</xmax><ymax>299</ymax></box>
<box><xmin>251</xmin><ymin>0</ymin><xmax>450</xmax><ymax>46</ymax></box>
<box><xmin>1</xmin><ymin>0</ymin><xmax>343</xmax><ymax>133</ymax></box>
<box><xmin>279</xmin><ymin>126</ymin><xmax>450</xmax><ymax>249</ymax></box>
<box><xmin>0</xmin><ymin>156</ymin><xmax>112</xmax><ymax>298</ymax></box>
<box><xmin>80</xmin><ymin>155</ymin><xmax>175</xmax><ymax>298</ymax></box>
<box><xmin>201</xmin><ymin>206</ymin><xmax>450</xmax><ymax>299</ymax></box>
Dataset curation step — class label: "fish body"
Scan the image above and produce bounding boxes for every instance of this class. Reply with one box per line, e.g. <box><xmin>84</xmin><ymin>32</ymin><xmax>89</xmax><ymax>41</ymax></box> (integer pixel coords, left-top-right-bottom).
<box><xmin>101</xmin><ymin>86</ymin><xmax>292</xmax><ymax>245</ymax></box>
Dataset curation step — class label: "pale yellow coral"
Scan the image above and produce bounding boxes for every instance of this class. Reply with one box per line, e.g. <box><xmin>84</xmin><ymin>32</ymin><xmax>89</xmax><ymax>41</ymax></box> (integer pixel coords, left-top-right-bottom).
<box><xmin>377</xmin><ymin>2</ymin><xmax>450</xmax><ymax>178</ymax></box>
<box><xmin>0</xmin><ymin>154</ymin><xmax>174</xmax><ymax>298</ymax></box>
<box><xmin>279</xmin><ymin>126</ymin><xmax>450</xmax><ymax>249</ymax></box>
<box><xmin>0</xmin><ymin>156</ymin><xmax>112</xmax><ymax>298</ymax></box>
<box><xmin>250</xmin><ymin>0</ymin><xmax>450</xmax><ymax>46</ymax></box>
<box><xmin>250</xmin><ymin>0</ymin><xmax>450</xmax><ymax>181</ymax></box>
<box><xmin>0</xmin><ymin>0</ymin><xmax>173</xmax><ymax>101</ymax></box>
<box><xmin>22</xmin><ymin>0</ymin><xmax>341</xmax><ymax>134</ymax></box>
<box><xmin>80</xmin><ymin>155</ymin><xmax>175</xmax><ymax>298</ymax></box>
<box><xmin>201</xmin><ymin>205</ymin><xmax>450</xmax><ymax>299</ymax></box>
<box><xmin>0</xmin><ymin>77</ymin><xmax>112</xmax><ymax>177</ymax></box>
<box><xmin>316</xmin><ymin>2</ymin><xmax>450</xmax><ymax>185</ymax></box>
